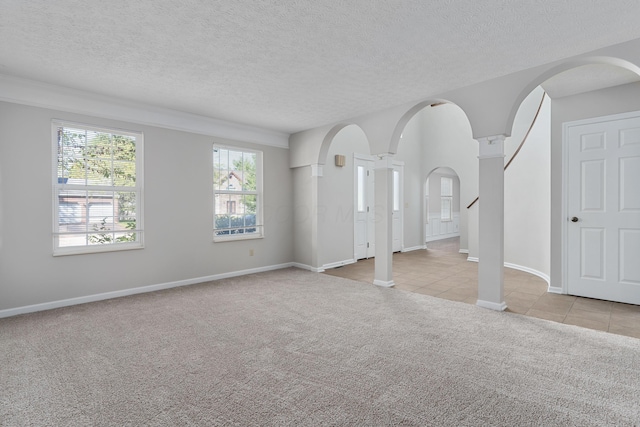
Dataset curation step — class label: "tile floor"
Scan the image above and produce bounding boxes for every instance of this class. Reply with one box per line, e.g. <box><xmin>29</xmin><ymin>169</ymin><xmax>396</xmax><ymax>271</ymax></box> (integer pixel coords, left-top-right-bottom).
<box><xmin>322</xmin><ymin>237</ymin><xmax>640</xmax><ymax>339</ymax></box>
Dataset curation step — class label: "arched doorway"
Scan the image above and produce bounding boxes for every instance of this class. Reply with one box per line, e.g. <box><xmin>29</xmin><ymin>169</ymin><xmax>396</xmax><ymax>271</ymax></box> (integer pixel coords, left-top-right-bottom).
<box><xmin>508</xmin><ymin>61</ymin><xmax>640</xmax><ymax>305</ymax></box>
<box><xmin>317</xmin><ymin>124</ymin><xmax>371</xmax><ymax>268</ymax></box>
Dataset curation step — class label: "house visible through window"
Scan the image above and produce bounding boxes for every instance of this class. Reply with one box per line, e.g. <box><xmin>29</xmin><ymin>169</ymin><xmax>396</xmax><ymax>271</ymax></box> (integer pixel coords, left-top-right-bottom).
<box><xmin>53</xmin><ymin>121</ymin><xmax>143</xmax><ymax>255</ymax></box>
<box><xmin>441</xmin><ymin>176</ymin><xmax>453</xmax><ymax>221</ymax></box>
<box><xmin>213</xmin><ymin>145</ymin><xmax>263</xmax><ymax>240</ymax></box>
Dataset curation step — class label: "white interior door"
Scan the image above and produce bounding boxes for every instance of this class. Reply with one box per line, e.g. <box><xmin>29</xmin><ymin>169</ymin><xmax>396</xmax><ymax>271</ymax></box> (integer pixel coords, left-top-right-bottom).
<box><xmin>354</xmin><ymin>157</ymin><xmax>375</xmax><ymax>259</ymax></box>
<box><xmin>392</xmin><ymin>163</ymin><xmax>404</xmax><ymax>252</ymax></box>
<box><xmin>566</xmin><ymin>113</ymin><xmax>640</xmax><ymax>304</ymax></box>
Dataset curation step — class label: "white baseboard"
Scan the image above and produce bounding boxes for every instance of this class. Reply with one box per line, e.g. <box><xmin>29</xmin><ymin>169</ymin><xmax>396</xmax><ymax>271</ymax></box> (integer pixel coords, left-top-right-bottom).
<box><xmin>504</xmin><ymin>262</ymin><xmax>550</xmax><ymax>286</ymax></box>
<box><xmin>322</xmin><ymin>259</ymin><xmax>356</xmax><ymax>270</ymax></box>
<box><xmin>290</xmin><ymin>262</ymin><xmax>324</xmax><ymax>273</ymax></box>
<box><xmin>373</xmin><ymin>279</ymin><xmax>395</xmax><ymax>288</ymax></box>
<box><xmin>425</xmin><ymin>233</ymin><xmax>460</xmax><ymax>243</ymax></box>
<box><xmin>547</xmin><ymin>286</ymin><xmax>564</xmax><ymax>294</ymax></box>
<box><xmin>476</xmin><ymin>300</ymin><xmax>507</xmax><ymax>311</ymax></box>
<box><xmin>0</xmin><ymin>262</ymin><xmax>295</xmax><ymax>319</ymax></box>
<box><xmin>401</xmin><ymin>245</ymin><xmax>426</xmax><ymax>253</ymax></box>
<box><xmin>458</xmin><ymin>249</ymin><xmax>469</xmax><ymax>254</ymax></box>
<box><xmin>465</xmin><ymin>259</ymin><xmax>550</xmax><ymax>286</ymax></box>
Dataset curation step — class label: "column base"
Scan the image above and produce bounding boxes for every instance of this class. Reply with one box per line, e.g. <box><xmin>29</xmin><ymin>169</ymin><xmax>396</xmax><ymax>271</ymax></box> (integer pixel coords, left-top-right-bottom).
<box><xmin>476</xmin><ymin>300</ymin><xmax>507</xmax><ymax>311</ymax></box>
<box><xmin>373</xmin><ymin>279</ymin><xmax>395</xmax><ymax>288</ymax></box>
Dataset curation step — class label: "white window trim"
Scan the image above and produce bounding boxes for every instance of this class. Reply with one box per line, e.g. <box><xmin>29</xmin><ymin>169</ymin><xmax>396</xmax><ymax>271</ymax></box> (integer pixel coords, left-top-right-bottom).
<box><xmin>52</xmin><ymin>120</ymin><xmax>144</xmax><ymax>256</ymax></box>
<box><xmin>213</xmin><ymin>144</ymin><xmax>264</xmax><ymax>242</ymax></box>
<box><xmin>440</xmin><ymin>176</ymin><xmax>453</xmax><ymax>222</ymax></box>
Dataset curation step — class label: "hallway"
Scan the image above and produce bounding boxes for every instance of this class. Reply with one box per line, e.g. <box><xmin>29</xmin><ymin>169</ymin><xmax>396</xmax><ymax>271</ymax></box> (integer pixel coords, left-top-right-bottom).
<box><xmin>323</xmin><ymin>238</ymin><xmax>640</xmax><ymax>339</ymax></box>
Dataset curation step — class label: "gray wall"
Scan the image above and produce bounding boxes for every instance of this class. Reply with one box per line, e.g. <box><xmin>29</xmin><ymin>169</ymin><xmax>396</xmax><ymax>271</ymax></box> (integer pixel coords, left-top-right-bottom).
<box><xmin>318</xmin><ymin>125</ymin><xmax>369</xmax><ymax>266</ymax></box>
<box><xmin>0</xmin><ymin>102</ymin><xmax>293</xmax><ymax>310</ymax></box>
<box><xmin>395</xmin><ymin>116</ymin><xmax>424</xmax><ymax>250</ymax></box>
<box><xmin>416</xmin><ymin>103</ymin><xmax>478</xmax><ymax>252</ymax></box>
<box><xmin>411</xmin><ymin>87</ymin><xmax>551</xmax><ymax>278</ymax></box>
<box><xmin>549</xmin><ymin>82</ymin><xmax>640</xmax><ymax>289</ymax></box>
<box><xmin>503</xmin><ymin>87</ymin><xmax>551</xmax><ymax>276</ymax></box>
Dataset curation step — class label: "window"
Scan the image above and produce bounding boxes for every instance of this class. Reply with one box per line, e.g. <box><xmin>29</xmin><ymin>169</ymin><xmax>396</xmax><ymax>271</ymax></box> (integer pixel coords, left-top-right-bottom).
<box><xmin>440</xmin><ymin>176</ymin><xmax>453</xmax><ymax>221</ymax></box>
<box><xmin>425</xmin><ymin>179</ymin><xmax>429</xmax><ymax>224</ymax></box>
<box><xmin>53</xmin><ymin>121</ymin><xmax>143</xmax><ymax>255</ymax></box>
<box><xmin>393</xmin><ymin>170</ymin><xmax>400</xmax><ymax>211</ymax></box>
<box><xmin>357</xmin><ymin>165</ymin><xmax>365</xmax><ymax>213</ymax></box>
<box><xmin>213</xmin><ymin>146</ymin><xmax>263</xmax><ymax>241</ymax></box>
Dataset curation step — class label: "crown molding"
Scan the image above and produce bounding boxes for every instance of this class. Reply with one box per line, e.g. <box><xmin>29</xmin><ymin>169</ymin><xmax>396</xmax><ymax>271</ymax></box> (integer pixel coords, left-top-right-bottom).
<box><xmin>0</xmin><ymin>74</ymin><xmax>290</xmax><ymax>149</ymax></box>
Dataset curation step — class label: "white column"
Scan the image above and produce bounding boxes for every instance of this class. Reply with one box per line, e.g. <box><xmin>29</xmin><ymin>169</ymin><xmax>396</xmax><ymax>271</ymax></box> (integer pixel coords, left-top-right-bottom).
<box><xmin>310</xmin><ymin>164</ymin><xmax>323</xmax><ymax>271</ymax></box>
<box><xmin>373</xmin><ymin>154</ymin><xmax>394</xmax><ymax>287</ymax></box>
<box><xmin>476</xmin><ymin>136</ymin><xmax>507</xmax><ymax>311</ymax></box>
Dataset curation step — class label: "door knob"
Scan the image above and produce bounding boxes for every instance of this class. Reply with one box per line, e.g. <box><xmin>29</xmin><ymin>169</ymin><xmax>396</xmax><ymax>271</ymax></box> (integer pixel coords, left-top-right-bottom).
<box><xmin>571</xmin><ymin>217</ymin><xmax>579</xmax><ymax>222</ymax></box>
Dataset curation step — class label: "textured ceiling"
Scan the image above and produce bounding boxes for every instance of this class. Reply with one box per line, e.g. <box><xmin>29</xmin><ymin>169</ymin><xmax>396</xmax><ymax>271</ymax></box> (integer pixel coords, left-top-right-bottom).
<box><xmin>2</xmin><ymin>1</ymin><xmax>640</xmax><ymax>134</ymax></box>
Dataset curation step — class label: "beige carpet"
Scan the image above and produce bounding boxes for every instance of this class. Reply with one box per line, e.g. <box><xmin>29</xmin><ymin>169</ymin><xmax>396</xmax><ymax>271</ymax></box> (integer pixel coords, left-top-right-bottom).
<box><xmin>1</xmin><ymin>268</ymin><xmax>639</xmax><ymax>426</ymax></box>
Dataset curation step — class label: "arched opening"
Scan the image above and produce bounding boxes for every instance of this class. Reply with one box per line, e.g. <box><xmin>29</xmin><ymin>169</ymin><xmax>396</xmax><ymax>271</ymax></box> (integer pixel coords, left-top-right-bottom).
<box><xmin>506</xmin><ymin>60</ymin><xmax>640</xmax><ymax>307</ymax></box>
<box><xmin>316</xmin><ymin>124</ymin><xmax>371</xmax><ymax>269</ymax></box>
<box><xmin>393</xmin><ymin>101</ymin><xmax>475</xmax><ymax>255</ymax></box>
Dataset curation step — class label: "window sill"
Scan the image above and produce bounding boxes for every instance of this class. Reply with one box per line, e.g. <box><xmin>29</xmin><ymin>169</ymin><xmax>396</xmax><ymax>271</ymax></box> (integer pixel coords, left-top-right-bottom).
<box><xmin>213</xmin><ymin>234</ymin><xmax>264</xmax><ymax>243</ymax></box>
<box><xmin>53</xmin><ymin>243</ymin><xmax>144</xmax><ymax>257</ymax></box>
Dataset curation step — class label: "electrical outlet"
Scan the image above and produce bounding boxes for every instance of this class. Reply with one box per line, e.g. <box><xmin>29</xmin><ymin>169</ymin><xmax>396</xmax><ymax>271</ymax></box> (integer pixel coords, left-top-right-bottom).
<box><xmin>249</xmin><ymin>249</ymin><xmax>254</xmax><ymax>256</ymax></box>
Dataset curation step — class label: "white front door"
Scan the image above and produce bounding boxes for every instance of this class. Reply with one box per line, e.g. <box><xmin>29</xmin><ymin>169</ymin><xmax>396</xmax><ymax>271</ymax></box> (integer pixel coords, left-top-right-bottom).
<box><xmin>566</xmin><ymin>112</ymin><xmax>640</xmax><ymax>305</ymax></box>
<box><xmin>354</xmin><ymin>157</ymin><xmax>375</xmax><ymax>259</ymax></box>
<box><xmin>392</xmin><ymin>163</ymin><xmax>404</xmax><ymax>252</ymax></box>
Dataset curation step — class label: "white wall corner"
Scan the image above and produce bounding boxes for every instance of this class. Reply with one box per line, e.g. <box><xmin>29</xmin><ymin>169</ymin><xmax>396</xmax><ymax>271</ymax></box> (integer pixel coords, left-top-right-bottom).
<box><xmin>291</xmin><ymin>262</ymin><xmax>325</xmax><ymax>273</ymax></box>
<box><xmin>477</xmin><ymin>135</ymin><xmax>506</xmax><ymax>159</ymax></box>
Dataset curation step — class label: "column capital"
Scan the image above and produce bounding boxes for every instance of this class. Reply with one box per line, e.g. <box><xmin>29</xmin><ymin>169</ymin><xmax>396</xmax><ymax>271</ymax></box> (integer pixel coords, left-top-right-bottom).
<box><xmin>477</xmin><ymin>135</ymin><xmax>506</xmax><ymax>159</ymax></box>
<box><xmin>374</xmin><ymin>153</ymin><xmax>395</xmax><ymax>170</ymax></box>
<box><xmin>310</xmin><ymin>164</ymin><xmax>323</xmax><ymax>177</ymax></box>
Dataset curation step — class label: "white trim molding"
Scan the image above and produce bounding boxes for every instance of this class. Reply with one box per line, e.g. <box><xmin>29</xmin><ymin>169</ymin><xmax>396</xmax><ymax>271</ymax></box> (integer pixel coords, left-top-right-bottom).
<box><xmin>425</xmin><ymin>212</ymin><xmax>460</xmax><ymax>242</ymax></box>
<box><xmin>476</xmin><ymin>300</ymin><xmax>507</xmax><ymax>311</ymax></box>
<box><xmin>310</xmin><ymin>164</ymin><xmax>324</xmax><ymax>177</ymax></box>
<box><xmin>0</xmin><ymin>262</ymin><xmax>297</xmax><ymax>319</ymax></box>
<box><xmin>467</xmin><ymin>259</ymin><xmax>551</xmax><ymax>286</ymax></box>
<box><xmin>374</xmin><ymin>153</ymin><xmax>395</xmax><ymax>170</ymax></box>
<box><xmin>503</xmin><ymin>262</ymin><xmax>550</xmax><ymax>286</ymax></box>
<box><xmin>373</xmin><ymin>279</ymin><xmax>395</xmax><ymax>288</ymax></box>
<box><xmin>402</xmin><ymin>245</ymin><xmax>427</xmax><ymax>253</ymax></box>
<box><xmin>0</xmin><ymin>74</ymin><xmax>289</xmax><ymax>148</ymax></box>
<box><xmin>459</xmin><ymin>249</ymin><xmax>469</xmax><ymax>254</ymax></box>
<box><xmin>547</xmin><ymin>286</ymin><xmax>564</xmax><ymax>294</ymax></box>
<box><xmin>322</xmin><ymin>259</ymin><xmax>356</xmax><ymax>270</ymax></box>
<box><xmin>477</xmin><ymin>135</ymin><xmax>506</xmax><ymax>159</ymax></box>
<box><xmin>291</xmin><ymin>262</ymin><xmax>325</xmax><ymax>273</ymax></box>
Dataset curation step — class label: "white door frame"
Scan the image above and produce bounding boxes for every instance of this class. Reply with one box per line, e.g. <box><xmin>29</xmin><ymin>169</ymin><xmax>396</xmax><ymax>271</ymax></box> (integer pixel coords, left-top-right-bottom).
<box><xmin>353</xmin><ymin>154</ymin><xmax>404</xmax><ymax>259</ymax></box>
<box><xmin>354</xmin><ymin>153</ymin><xmax>375</xmax><ymax>259</ymax></box>
<box><xmin>392</xmin><ymin>161</ymin><xmax>404</xmax><ymax>252</ymax></box>
<box><xmin>561</xmin><ymin>110</ymin><xmax>640</xmax><ymax>295</ymax></box>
